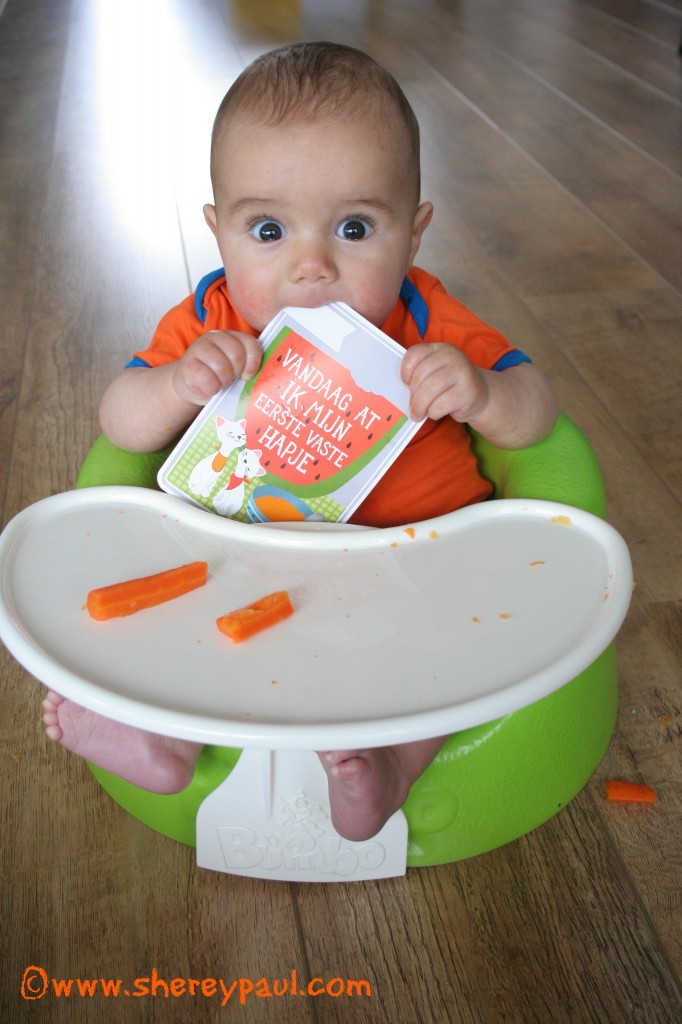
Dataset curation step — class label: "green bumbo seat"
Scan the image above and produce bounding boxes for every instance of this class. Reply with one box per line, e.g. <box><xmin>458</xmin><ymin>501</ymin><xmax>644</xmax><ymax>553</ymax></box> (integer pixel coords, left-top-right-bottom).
<box><xmin>76</xmin><ymin>412</ymin><xmax>617</xmax><ymax>866</ymax></box>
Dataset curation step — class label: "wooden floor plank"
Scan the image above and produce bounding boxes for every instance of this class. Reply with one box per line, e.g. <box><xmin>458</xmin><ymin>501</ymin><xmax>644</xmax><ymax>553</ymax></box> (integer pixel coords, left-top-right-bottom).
<box><xmin>583</xmin><ymin>0</ymin><xmax>682</xmax><ymax>47</ymax></box>
<box><xmin>527</xmin><ymin>288</ymin><xmax>682</xmax><ymax>501</ymax></box>
<box><xmin>1</xmin><ymin>146</ymin><xmax>188</xmax><ymax>516</ymax></box>
<box><xmin>295</xmin><ymin>805</ymin><xmax>682</xmax><ymax>1024</ymax></box>
<box><xmin>598</xmin><ymin>600</ymin><xmax>682</xmax><ymax>970</ymax></box>
<box><xmin>391</xmin><ymin>3</ymin><xmax>682</xmax><ymax>292</ymax></box>
<box><xmin>0</xmin><ymin>0</ymin><xmax>73</xmax><ymax>520</ymax></box>
<box><xmin>523</xmin><ymin>0</ymin><xmax>682</xmax><ymax>98</ymax></box>
<box><xmin>439</xmin><ymin>0</ymin><xmax>682</xmax><ymax>174</ymax></box>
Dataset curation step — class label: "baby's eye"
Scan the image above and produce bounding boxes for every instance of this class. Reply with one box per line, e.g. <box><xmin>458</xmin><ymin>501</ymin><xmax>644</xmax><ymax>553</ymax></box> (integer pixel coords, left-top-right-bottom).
<box><xmin>250</xmin><ymin>219</ymin><xmax>285</xmax><ymax>242</ymax></box>
<box><xmin>336</xmin><ymin>218</ymin><xmax>373</xmax><ymax>241</ymax></box>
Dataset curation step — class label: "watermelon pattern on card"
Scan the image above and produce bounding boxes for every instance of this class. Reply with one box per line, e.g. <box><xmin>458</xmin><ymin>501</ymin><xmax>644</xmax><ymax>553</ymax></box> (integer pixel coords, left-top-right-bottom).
<box><xmin>236</xmin><ymin>328</ymin><xmax>405</xmax><ymax>499</ymax></box>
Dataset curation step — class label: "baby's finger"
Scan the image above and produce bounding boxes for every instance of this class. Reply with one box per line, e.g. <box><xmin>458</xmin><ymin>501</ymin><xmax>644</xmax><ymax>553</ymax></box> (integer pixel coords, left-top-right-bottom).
<box><xmin>400</xmin><ymin>342</ymin><xmax>438</xmax><ymax>385</ymax></box>
<box><xmin>205</xmin><ymin>330</ymin><xmax>262</xmax><ymax>384</ymax></box>
<box><xmin>409</xmin><ymin>374</ymin><xmax>449</xmax><ymax>421</ymax></box>
<box><xmin>411</xmin><ymin>382</ymin><xmax>460</xmax><ymax>422</ymax></box>
<box><xmin>405</xmin><ymin>354</ymin><xmax>456</xmax><ymax>419</ymax></box>
<box><xmin>220</xmin><ymin>331</ymin><xmax>263</xmax><ymax>380</ymax></box>
<box><xmin>177</xmin><ymin>356</ymin><xmax>224</xmax><ymax>403</ymax></box>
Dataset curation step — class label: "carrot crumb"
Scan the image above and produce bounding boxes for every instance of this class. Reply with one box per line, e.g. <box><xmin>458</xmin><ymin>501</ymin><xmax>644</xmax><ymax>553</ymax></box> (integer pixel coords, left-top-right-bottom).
<box><xmin>499</xmin><ymin>613</ymin><xmax>511</xmax><ymax>620</ymax></box>
<box><xmin>550</xmin><ymin>515</ymin><xmax>571</xmax><ymax>526</ymax></box>
<box><xmin>529</xmin><ymin>560</ymin><xmax>545</xmax><ymax>566</ymax></box>
<box><xmin>605</xmin><ymin>780</ymin><xmax>657</xmax><ymax>804</ymax></box>
<box><xmin>429</xmin><ymin>530</ymin><xmax>439</xmax><ymax>540</ymax></box>
<box><xmin>404</xmin><ymin>527</ymin><xmax>415</xmax><ymax>539</ymax></box>
<box><xmin>471</xmin><ymin>617</ymin><xmax>480</xmax><ymax>623</ymax></box>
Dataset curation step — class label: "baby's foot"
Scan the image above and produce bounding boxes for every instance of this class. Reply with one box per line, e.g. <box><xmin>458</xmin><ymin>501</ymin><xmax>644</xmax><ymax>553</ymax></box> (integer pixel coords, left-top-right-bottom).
<box><xmin>318</xmin><ymin>737</ymin><xmax>447</xmax><ymax>842</ymax></box>
<box><xmin>317</xmin><ymin>750</ymin><xmax>397</xmax><ymax>841</ymax></box>
<box><xmin>42</xmin><ymin>691</ymin><xmax>202</xmax><ymax>794</ymax></box>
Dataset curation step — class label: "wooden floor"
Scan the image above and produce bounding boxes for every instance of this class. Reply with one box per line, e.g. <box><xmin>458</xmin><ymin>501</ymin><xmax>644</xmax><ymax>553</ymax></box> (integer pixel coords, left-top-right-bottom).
<box><xmin>1</xmin><ymin>0</ymin><xmax>680</xmax><ymax>1020</ymax></box>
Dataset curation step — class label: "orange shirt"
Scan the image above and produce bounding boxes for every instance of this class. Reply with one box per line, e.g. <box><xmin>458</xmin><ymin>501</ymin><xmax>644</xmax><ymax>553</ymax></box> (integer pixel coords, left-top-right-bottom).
<box><xmin>131</xmin><ymin>267</ymin><xmax>529</xmax><ymax>527</ymax></box>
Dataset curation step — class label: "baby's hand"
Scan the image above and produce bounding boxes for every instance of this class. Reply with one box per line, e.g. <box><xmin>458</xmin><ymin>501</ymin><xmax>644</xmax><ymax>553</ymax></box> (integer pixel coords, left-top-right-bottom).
<box><xmin>401</xmin><ymin>343</ymin><xmax>488</xmax><ymax>423</ymax></box>
<box><xmin>173</xmin><ymin>330</ymin><xmax>262</xmax><ymax>405</ymax></box>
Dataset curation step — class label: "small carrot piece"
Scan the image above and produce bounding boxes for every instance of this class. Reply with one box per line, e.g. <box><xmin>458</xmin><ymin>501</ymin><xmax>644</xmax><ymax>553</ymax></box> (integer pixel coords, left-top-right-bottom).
<box><xmin>87</xmin><ymin>561</ymin><xmax>208</xmax><ymax>620</ymax></box>
<box><xmin>605</xmin><ymin>780</ymin><xmax>657</xmax><ymax>804</ymax></box>
<box><xmin>216</xmin><ymin>590</ymin><xmax>294</xmax><ymax>643</ymax></box>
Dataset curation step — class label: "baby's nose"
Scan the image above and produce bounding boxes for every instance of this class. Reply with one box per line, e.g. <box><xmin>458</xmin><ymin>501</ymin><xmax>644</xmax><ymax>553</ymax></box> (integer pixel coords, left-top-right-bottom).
<box><xmin>289</xmin><ymin>238</ymin><xmax>338</xmax><ymax>283</ymax></box>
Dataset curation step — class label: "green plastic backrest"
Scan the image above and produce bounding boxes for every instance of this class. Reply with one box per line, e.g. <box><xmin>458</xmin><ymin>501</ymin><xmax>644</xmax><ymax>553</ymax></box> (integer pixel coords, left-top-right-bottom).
<box><xmin>78</xmin><ymin>411</ymin><xmax>606</xmax><ymax>518</ymax></box>
<box><xmin>470</xmin><ymin>411</ymin><xmax>606</xmax><ymax>517</ymax></box>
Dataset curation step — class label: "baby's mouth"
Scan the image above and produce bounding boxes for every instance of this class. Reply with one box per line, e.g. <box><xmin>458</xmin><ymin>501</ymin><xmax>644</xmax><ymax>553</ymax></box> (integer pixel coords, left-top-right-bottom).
<box><xmin>286</xmin><ymin>287</ymin><xmax>341</xmax><ymax>310</ymax></box>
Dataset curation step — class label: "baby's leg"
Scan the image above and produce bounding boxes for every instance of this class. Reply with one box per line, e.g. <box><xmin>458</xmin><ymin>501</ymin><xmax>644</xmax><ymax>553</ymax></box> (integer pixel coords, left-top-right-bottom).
<box><xmin>318</xmin><ymin>736</ymin><xmax>446</xmax><ymax>842</ymax></box>
<box><xmin>42</xmin><ymin>691</ymin><xmax>202</xmax><ymax>794</ymax></box>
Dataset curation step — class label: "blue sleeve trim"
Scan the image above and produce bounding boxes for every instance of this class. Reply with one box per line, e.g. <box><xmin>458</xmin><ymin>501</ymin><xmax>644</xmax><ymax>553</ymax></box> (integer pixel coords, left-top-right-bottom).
<box><xmin>194</xmin><ymin>267</ymin><xmax>226</xmax><ymax>324</ymax></box>
<box><xmin>399</xmin><ymin>276</ymin><xmax>430</xmax><ymax>339</ymax></box>
<box><xmin>492</xmin><ymin>349</ymin><xmax>532</xmax><ymax>371</ymax></box>
<box><xmin>125</xmin><ymin>268</ymin><xmax>226</xmax><ymax>368</ymax></box>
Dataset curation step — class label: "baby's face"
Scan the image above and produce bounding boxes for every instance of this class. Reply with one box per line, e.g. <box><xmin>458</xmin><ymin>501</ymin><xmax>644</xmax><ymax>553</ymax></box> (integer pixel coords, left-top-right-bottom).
<box><xmin>205</xmin><ymin>111</ymin><xmax>432</xmax><ymax>332</ymax></box>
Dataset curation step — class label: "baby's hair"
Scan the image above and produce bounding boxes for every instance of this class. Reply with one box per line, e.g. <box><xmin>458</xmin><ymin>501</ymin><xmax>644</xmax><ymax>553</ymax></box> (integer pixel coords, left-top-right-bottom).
<box><xmin>211</xmin><ymin>41</ymin><xmax>421</xmax><ymax>201</ymax></box>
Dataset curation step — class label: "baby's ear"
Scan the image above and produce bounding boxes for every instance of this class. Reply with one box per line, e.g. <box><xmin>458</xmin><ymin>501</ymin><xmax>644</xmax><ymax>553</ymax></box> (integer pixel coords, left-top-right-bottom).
<box><xmin>203</xmin><ymin>204</ymin><xmax>218</xmax><ymax>236</ymax></box>
<box><xmin>409</xmin><ymin>202</ymin><xmax>434</xmax><ymax>263</ymax></box>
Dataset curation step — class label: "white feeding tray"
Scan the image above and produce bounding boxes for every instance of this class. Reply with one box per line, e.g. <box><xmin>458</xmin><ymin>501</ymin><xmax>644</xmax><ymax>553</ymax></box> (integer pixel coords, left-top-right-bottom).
<box><xmin>0</xmin><ymin>487</ymin><xmax>632</xmax><ymax>750</ymax></box>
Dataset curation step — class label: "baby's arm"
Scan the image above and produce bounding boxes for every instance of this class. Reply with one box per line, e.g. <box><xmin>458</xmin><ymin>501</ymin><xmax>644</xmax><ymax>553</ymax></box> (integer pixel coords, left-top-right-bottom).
<box><xmin>401</xmin><ymin>343</ymin><xmax>557</xmax><ymax>449</ymax></box>
<box><xmin>99</xmin><ymin>330</ymin><xmax>262</xmax><ymax>452</ymax></box>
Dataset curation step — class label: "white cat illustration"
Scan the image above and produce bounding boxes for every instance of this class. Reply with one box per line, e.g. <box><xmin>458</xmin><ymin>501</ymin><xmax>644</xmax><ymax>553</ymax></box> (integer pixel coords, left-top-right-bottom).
<box><xmin>188</xmin><ymin>416</ymin><xmax>246</xmax><ymax>497</ymax></box>
<box><xmin>212</xmin><ymin>448</ymin><xmax>266</xmax><ymax>517</ymax></box>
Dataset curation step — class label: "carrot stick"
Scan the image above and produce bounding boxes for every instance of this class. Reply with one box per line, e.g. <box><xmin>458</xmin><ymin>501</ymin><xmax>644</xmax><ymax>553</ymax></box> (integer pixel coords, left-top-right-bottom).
<box><xmin>605</xmin><ymin>780</ymin><xmax>657</xmax><ymax>804</ymax></box>
<box><xmin>87</xmin><ymin>561</ymin><xmax>208</xmax><ymax>620</ymax></box>
<box><xmin>216</xmin><ymin>590</ymin><xmax>294</xmax><ymax>643</ymax></box>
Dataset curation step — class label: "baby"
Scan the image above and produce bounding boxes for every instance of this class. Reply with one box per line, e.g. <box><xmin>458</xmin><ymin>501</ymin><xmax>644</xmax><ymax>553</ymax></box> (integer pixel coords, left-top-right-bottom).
<box><xmin>43</xmin><ymin>42</ymin><xmax>557</xmax><ymax>842</ymax></box>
